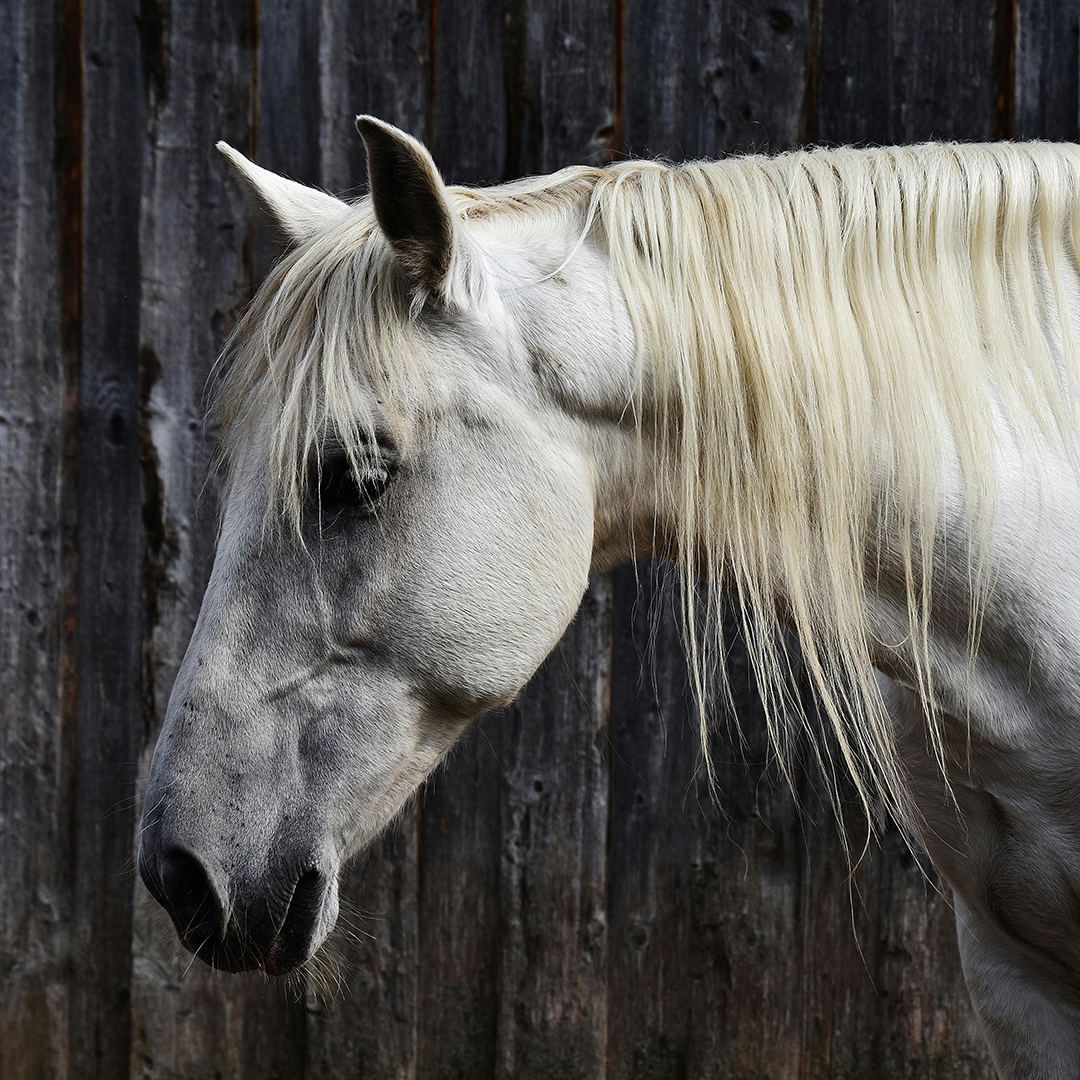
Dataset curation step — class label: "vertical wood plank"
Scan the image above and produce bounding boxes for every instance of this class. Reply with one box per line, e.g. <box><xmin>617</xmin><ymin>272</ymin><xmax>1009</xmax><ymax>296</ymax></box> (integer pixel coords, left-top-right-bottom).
<box><xmin>258</xmin><ymin>0</ymin><xmax>322</xmax><ymax>188</ymax></box>
<box><xmin>318</xmin><ymin>0</ymin><xmax>431</xmax><ymax>194</ymax></box>
<box><xmin>417</xmin><ymin>722</ymin><xmax>505</xmax><ymax>1080</ymax></box>
<box><xmin>698</xmin><ymin>0</ymin><xmax>812</xmax><ymax>154</ymax></box>
<box><xmin>249</xmin><ymin>1</ymin><xmax>351</xmax><ymax>1070</ymax></box>
<box><xmin>304</xmin><ymin>7</ymin><xmax>430</xmax><ymax>1078</ymax></box>
<box><xmin>613</xmin><ymin>5</ymin><xmax>816</xmax><ymax>1074</ymax></box>
<box><xmin>623</xmin><ymin>0</ymin><xmax>811</xmax><ymax>161</ymax></box>
<box><xmin>622</xmin><ymin>0</ymin><xmax>705</xmax><ymax>160</ymax></box>
<box><xmin>613</xmin><ymin>0</ymin><xmax>999</xmax><ymax>1074</ymax></box>
<box><xmin>887</xmin><ymin>0</ymin><xmax>997</xmax><ymax>142</ymax></box>
<box><xmin>69</xmin><ymin>0</ymin><xmax>146</xmax><ymax>1074</ymax></box>
<box><xmin>256</xmin><ymin>0</ymin><xmax>322</xmax><ymax>282</ymax></box>
<box><xmin>129</xmin><ymin>1</ymin><xmax>308</xmax><ymax>1078</ymax></box>
<box><xmin>505</xmin><ymin>0</ymin><xmax>619</xmax><ymax>175</ymax></box>
<box><xmin>606</xmin><ymin>570</ymin><xmax>811</xmax><ymax>1078</ymax></box>
<box><xmin>430</xmin><ymin>0</ymin><xmax>507</xmax><ymax>184</ymax></box>
<box><xmin>491</xmin><ymin>7</ymin><xmax>618</xmax><ymax>1078</ymax></box>
<box><xmin>1015</xmin><ymin>0</ymin><xmax>1080</xmax><ymax>141</ymax></box>
<box><xmin>608</xmin><ymin>27</ymin><xmax>716</xmax><ymax>1071</ymax></box>
<box><xmin>0</xmin><ymin>1</ymin><xmax>72</xmax><ymax>1077</ymax></box>
<box><xmin>818</xmin><ymin>0</ymin><xmax>998</xmax><ymax>145</ymax></box>
<box><xmin>305</xmin><ymin>820</ymin><xmax>420</xmax><ymax>1080</ymax></box>
<box><xmin>495</xmin><ymin>584</ymin><xmax>613</xmax><ymax>1080</ymax></box>
<box><xmin>413</xmin><ymin>7</ymin><xmax>509</xmax><ymax>1078</ymax></box>
<box><xmin>816</xmin><ymin>0</ymin><xmax>891</xmax><ymax>144</ymax></box>
<box><xmin>814</xmin><ymin>7</ymin><xmax>1000</xmax><ymax>1073</ymax></box>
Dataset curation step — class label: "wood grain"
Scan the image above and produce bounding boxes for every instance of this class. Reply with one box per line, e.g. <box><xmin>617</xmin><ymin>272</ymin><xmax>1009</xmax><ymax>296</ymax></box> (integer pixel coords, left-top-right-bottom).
<box><xmin>495</xmin><ymin>580</ymin><xmax>613</xmax><ymax>1080</ymax></box>
<box><xmin>493</xmin><ymin>8</ymin><xmax>618</xmax><ymax>1078</ymax></box>
<box><xmin>818</xmin><ymin>0</ymin><xmax>998</xmax><ymax>145</ymax></box>
<box><xmin>0</xmin><ymin>2</ymin><xmax>70</xmax><ymax>1078</ymax></box>
<box><xmin>430</xmin><ymin>0</ymin><xmax>508</xmax><ymax>184</ymax></box>
<box><xmin>412</xmin><ymin>5</ymin><xmax>510</xmax><ymax>1078</ymax></box>
<box><xmin>128</xmin><ymin>2</ymin><xmax>308</xmax><ymax>1078</ymax></box>
<box><xmin>306</xmin><ymin>8</ymin><xmax>430</xmax><ymax>1076</ymax></box>
<box><xmin>1015</xmin><ymin>0</ymin><xmax>1080</xmax><ymax>141</ymax></box>
<box><xmin>318</xmin><ymin>0</ymin><xmax>431</xmax><ymax>194</ymax></box>
<box><xmin>70</xmin><ymin>0</ymin><xmax>146</xmax><ymax>1074</ymax></box>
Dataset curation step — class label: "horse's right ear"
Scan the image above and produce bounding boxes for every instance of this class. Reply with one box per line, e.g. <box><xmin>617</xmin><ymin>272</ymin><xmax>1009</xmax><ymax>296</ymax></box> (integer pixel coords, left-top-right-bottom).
<box><xmin>356</xmin><ymin>116</ymin><xmax>454</xmax><ymax>292</ymax></box>
<box><xmin>216</xmin><ymin>142</ymin><xmax>351</xmax><ymax>245</ymax></box>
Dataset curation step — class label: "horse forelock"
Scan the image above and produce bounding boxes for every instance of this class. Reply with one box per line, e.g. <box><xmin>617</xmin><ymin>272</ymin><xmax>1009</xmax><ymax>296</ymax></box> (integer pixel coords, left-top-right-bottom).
<box><xmin>214</xmin><ymin>200</ymin><xmax>425</xmax><ymax>528</ymax></box>
<box><xmin>212</xmin><ymin>166</ymin><xmax>606</xmax><ymax>530</ymax></box>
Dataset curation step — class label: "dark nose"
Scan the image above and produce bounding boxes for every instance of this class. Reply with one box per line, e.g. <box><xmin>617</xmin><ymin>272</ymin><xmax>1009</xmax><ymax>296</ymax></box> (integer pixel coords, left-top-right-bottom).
<box><xmin>140</xmin><ymin>839</ymin><xmax>332</xmax><ymax>973</ymax></box>
<box><xmin>140</xmin><ymin>845</ymin><xmax>226</xmax><ymax>959</ymax></box>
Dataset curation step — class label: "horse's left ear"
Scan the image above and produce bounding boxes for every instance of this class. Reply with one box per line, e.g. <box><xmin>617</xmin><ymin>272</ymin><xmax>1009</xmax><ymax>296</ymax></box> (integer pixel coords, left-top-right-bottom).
<box><xmin>216</xmin><ymin>142</ymin><xmax>352</xmax><ymax>245</ymax></box>
<box><xmin>356</xmin><ymin>115</ymin><xmax>454</xmax><ymax>291</ymax></box>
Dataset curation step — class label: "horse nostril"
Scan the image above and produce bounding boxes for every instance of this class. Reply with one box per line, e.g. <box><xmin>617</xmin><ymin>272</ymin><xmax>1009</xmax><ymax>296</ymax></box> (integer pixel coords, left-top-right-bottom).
<box><xmin>157</xmin><ymin>846</ymin><xmax>225</xmax><ymax>954</ymax></box>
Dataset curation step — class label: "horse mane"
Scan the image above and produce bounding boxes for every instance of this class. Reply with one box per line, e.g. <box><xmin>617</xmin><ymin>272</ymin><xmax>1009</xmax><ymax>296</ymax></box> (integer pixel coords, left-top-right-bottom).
<box><xmin>219</xmin><ymin>141</ymin><xmax>1080</xmax><ymax>836</ymax></box>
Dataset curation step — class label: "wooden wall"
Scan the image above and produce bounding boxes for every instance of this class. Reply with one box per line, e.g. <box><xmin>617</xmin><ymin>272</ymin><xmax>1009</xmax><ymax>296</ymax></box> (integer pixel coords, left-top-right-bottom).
<box><xmin>1</xmin><ymin>0</ymin><xmax>1076</xmax><ymax>1076</ymax></box>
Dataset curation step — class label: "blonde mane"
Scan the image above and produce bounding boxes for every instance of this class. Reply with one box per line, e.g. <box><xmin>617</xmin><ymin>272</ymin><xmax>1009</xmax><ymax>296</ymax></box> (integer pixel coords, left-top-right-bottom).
<box><xmin>219</xmin><ymin>141</ymin><xmax>1080</xmax><ymax>835</ymax></box>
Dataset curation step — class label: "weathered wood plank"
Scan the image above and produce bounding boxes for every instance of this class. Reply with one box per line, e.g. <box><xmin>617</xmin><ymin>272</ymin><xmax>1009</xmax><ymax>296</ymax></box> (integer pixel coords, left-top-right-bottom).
<box><xmin>888</xmin><ymin>0</ymin><xmax>997</xmax><ymax>142</ymax></box>
<box><xmin>814</xmin><ymin>7</ymin><xmax>1002</xmax><ymax>1069</ymax></box>
<box><xmin>417</xmin><ymin>726</ymin><xmax>505</xmax><ymax>1080</ymax></box>
<box><xmin>304</xmin><ymin>9</ymin><xmax>430</xmax><ymax>1076</ymax></box>
<box><xmin>818</xmin><ymin>0</ymin><xmax>998</xmax><ymax>145</ymax></box>
<box><xmin>256</xmin><ymin>0</ymin><xmax>322</xmax><ymax>285</ymax></box>
<box><xmin>624</xmin><ymin>0</ymin><xmax>812</xmax><ymax>161</ymax></box>
<box><xmin>609</xmin><ymin>598</ymin><xmax>987</xmax><ymax>1078</ymax></box>
<box><xmin>232</xmin><ymin>0</ymin><xmax>349</xmax><ymax>1071</ymax></box>
<box><xmin>622</xmin><ymin>0</ymin><xmax>705</xmax><ymax>160</ymax></box>
<box><xmin>319</xmin><ymin>0</ymin><xmax>431</xmax><ymax>194</ymax></box>
<box><xmin>811</xmin><ymin>0</ymin><xmax>1015</xmax><ymax>1057</ymax></box>
<box><xmin>258</xmin><ymin>0</ymin><xmax>322</xmax><ymax>189</ymax></box>
<box><xmin>505</xmin><ymin>0</ymin><xmax>619</xmax><ymax>175</ymax></box>
<box><xmin>412</xmin><ymin>7</ymin><xmax>510</xmax><ymax>1078</ymax></box>
<box><xmin>0</xmin><ymin>2</ymin><xmax>71</xmax><ymax>1078</ymax></box>
<box><xmin>1015</xmin><ymin>0</ymin><xmax>1080</xmax><ymax>141</ymax></box>
<box><xmin>488</xmin><ymin>7</ymin><xmax>618</xmax><ymax>1077</ymax></box>
<box><xmin>698</xmin><ymin>0</ymin><xmax>813</xmax><ymax>154</ymax></box>
<box><xmin>305</xmin><ymin>813</ymin><xmax>420</xmax><ymax>1080</ymax></box>
<box><xmin>495</xmin><ymin>582</ymin><xmax>613</xmax><ymax>1080</ymax></box>
<box><xmin>128</xmin><ymin>2</ymin><xmax>309</xmax><ymax>1078</ymax></box>
<box><xmin>613</xmin><ymin>2</ymin><xmax>1001</xmax><ymax>1075</ymax></box>
<box><xmin>613</xmin><ymin>6</ymin><xmax>816</xmax><ymax>1075</ymax></box>
<box><xmin>430</xmin><ymin>0</ymin><xmax>508</xmax><ymax>184</ymax></box>
<box><xmin>68</xmin><ymin>0</ymin><xmax>147</xmax><ymax>1075</ymax></box>
<box><xmin>606</xmin><ymin>570</ymin><xmax>810</xmax><ymax>1078</ymax></box>
<box><xmin>816</xmin><ymin>0</ymin><xmax>892</xmax><ymax>146</ymax></box>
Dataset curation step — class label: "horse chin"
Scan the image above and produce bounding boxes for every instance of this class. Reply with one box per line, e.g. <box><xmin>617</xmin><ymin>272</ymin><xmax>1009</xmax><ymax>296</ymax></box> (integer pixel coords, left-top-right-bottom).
<box><xmin>183</xmin><ymin>918</ymin><xmax>334</xmax><ymax>977</ymax></box>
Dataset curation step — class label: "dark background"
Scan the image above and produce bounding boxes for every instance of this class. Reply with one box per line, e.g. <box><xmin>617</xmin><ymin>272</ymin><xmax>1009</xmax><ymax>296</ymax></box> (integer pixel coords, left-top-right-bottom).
<box><xmin>2</xmin><ymin>0</ymin><xmax>1074</xmax><ymax>1077</ymax></box>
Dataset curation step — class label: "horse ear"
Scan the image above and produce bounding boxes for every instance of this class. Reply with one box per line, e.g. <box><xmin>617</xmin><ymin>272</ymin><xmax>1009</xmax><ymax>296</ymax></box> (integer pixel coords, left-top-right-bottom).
<box><xmin>216</xmin><ymin>142</ymin><xmax>351</xmax><ymax>245</ymax></box>
<box><xmin>355</xmin><ymin>115</ymin><xmax>454</xmax><ymax>291</ymax></box>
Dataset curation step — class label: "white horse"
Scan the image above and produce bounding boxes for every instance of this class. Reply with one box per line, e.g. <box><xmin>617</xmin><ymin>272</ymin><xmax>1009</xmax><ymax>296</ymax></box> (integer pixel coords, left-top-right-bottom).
<box><xmin>138</xmin><ymin>117</ymin><xmax>1080</xmax><ymax>1079</ymax></box>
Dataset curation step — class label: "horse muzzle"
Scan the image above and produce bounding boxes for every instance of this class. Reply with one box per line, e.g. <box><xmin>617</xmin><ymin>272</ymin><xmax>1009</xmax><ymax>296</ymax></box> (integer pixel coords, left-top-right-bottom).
<box><xmin>138</xmin><ymin>833</ymin><xmax>338</xmax><ymax>975</ymax></box>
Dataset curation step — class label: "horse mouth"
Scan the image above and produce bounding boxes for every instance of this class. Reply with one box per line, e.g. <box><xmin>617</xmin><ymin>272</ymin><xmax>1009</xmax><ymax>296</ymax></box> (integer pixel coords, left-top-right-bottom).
<box><xmin>199</xmin><ymin>868</ymin><xmax>330</xmax><ymax>975</ymax></box>
<box><xmin>257</xmin><ymin>868</ymin><xmax>330</xmax><ymax>975</ymax></box>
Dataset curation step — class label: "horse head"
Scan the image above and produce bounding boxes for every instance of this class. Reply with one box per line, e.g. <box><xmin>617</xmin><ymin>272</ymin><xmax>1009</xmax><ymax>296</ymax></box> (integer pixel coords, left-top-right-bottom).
<box><xmin>137</xmin><ymin>118</ymin><xmax>638</xmax><ymax>973</ymax></box>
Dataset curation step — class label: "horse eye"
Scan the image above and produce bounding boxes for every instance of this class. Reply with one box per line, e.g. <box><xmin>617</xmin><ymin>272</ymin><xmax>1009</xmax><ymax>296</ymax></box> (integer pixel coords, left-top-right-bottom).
<box><xmin>315</xmin><ymin>455</ymin><xmax>392</xmax><ymax>516</ymax></box>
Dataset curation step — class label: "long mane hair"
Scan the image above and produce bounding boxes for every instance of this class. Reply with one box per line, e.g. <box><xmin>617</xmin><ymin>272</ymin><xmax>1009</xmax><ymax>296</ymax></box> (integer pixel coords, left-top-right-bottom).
<box><xmin>219</xmin><ymin>141</ymin><xmax>1080</xmax><ymax>836</ymax></box>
